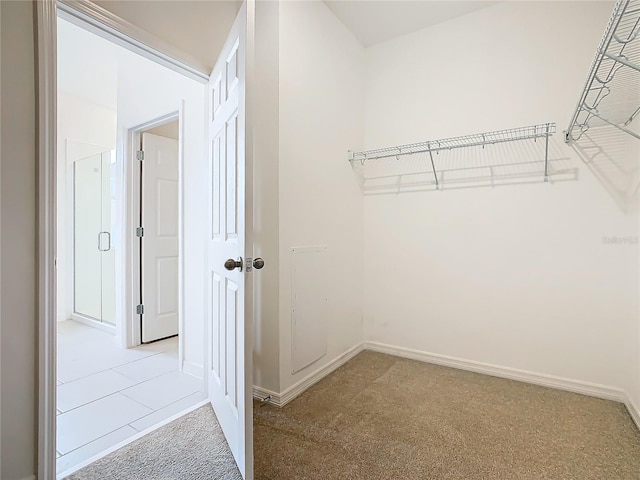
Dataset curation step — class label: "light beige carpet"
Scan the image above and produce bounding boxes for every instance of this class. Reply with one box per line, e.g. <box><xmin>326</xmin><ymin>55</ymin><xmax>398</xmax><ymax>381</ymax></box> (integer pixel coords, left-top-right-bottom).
<box><xmin>65</xmin><ymin>405</ymin><xmax>242</xmax><ymax>480</ymax></box>
<box><xmin>254</xmin><ymin>351</ymin><xmax>640</xmax><ymax>480</ymax></box>
<box><xmin>66</xmin><ymin>351</ymin><xmax>640</xmax><ymax>479</ymax></box>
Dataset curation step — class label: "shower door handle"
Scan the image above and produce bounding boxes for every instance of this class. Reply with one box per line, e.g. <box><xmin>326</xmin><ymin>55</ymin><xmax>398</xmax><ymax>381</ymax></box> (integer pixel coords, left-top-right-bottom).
<box><xmin>98</xmin><ymin>231</ymin><xmax>111</xmax><ymax>252</ymax></box>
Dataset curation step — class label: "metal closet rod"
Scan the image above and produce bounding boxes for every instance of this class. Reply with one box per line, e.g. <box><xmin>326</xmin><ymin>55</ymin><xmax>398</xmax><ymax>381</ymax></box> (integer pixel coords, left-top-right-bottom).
<box><xmin>348</xmin><ymin>122</ymin><xmax>556</xmax><ymax>184</ymax></box>
<box><xmin>565</xmin><ymin>0</ymin><xmax>640</xmax><ymax>143</ymax></box>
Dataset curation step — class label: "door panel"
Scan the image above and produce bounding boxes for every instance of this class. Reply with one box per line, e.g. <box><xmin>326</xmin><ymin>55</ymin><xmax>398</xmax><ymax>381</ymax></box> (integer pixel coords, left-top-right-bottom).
<box><xmin>207</xmin><ymin>2</ymin><xmax>252</xmax><ymax>478</ymax></box>
<box><xmin>142</xmin><ymin>133</ymin><xmax>179</xmax><ymax>342</ymax></box>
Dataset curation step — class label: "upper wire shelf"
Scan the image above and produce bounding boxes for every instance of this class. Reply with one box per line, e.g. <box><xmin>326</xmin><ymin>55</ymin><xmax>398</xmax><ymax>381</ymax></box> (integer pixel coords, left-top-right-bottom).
<box><xmin>349</xmin><ymin>123</ymin><xmax>556</xmax><ymax>187</ymax></box>
<box><xmin>565</xmin><ymin>0</ymin><xmax>640</xmax><ymax>143</ymax></box>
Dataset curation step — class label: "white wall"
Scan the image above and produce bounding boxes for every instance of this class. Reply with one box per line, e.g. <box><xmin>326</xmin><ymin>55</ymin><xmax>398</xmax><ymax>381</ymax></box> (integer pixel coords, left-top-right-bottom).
<box><xmin>362</xmin><ymin>1</ymin><xmax>639</xmax><ymax>409</ymax></box>
<box><xmin>252</xmin><ymin>0</ymin><xmax>281</xmax><ymax>393</ymax></box>
<box><xmin>57</xmin><ymin>92</ymin><xmax>117</xmax><ymax>323</ymax></box>
<box><xmin>277</xmin><ymin>1</ymin><xmax>365</xmax><ymax>391</ymax></box>
<box><xmin>115</xmin><ymin>47</ymin><xmax>206</xmax><ymax>372</ymax></box>
<box><xmin>1</xmin><ymin>2</ymin><xmax>37</xmax><ymax>478</ymax></box>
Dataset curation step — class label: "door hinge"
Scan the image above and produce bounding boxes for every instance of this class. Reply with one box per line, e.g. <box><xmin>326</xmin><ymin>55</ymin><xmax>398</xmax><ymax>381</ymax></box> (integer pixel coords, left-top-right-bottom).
<box><xmin>136</xmin><ymin>304</ymin><xmax>144</xmax><ymax>315</ymax></box>
<box><xmin>136</xmin><ymin>150</ymin><xmax>144</xmax><ymax>161</ymax></box>
<box><xmin>136</xmin><ymin>227</ymin><xmax>144</xmax><ymax>238</ymax></box>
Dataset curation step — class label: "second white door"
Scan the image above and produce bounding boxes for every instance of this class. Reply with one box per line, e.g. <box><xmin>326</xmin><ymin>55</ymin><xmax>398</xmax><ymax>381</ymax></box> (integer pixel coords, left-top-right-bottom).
<box><xmin>141</xmin><ymin>132</ymin><xmax>179</xmax><ymax>343</ymax></box>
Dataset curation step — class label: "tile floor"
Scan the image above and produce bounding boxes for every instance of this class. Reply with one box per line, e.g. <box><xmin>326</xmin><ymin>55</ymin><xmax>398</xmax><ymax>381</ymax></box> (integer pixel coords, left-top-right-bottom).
<box><xmin>56</xmin><ymin>320</ymin><xmax>206</xmax><ymax>474</ymax></box>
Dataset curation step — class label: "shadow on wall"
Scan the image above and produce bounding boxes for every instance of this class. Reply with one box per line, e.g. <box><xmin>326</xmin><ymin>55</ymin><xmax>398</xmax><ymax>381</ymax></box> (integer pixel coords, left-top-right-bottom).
<box><xmin>350</xmin><ymin>137</ymin><xmax>576</xmax><ymax>195</ymax></box>
<box><xmin>570</xmin><ymin>126</ymin><xmax>640</xmax><ymax>214</ymax></box>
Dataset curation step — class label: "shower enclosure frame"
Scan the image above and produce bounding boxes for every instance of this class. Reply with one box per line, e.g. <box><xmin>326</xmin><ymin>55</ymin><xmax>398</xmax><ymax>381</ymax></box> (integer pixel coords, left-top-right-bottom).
<box><xmin>70</xmin><ymin>148</ymin><xmax>119</xmax><ymax>332</ymax></box>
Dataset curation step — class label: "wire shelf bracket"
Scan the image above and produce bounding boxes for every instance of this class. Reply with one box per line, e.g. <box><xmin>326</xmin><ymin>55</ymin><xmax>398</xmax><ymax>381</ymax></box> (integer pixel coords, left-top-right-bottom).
<box><xmin>565</xmin><ymin>0</ymin><xmax>640</xmax><ymax>143</ymax></box>
<box><xmin>348</xmin><ymin>123</ymin><xmax>557</xmax><ymax>184</ymax></box>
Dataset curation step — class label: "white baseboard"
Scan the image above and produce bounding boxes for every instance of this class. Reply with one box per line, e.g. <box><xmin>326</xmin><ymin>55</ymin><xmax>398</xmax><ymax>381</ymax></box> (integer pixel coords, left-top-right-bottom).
<box><xmin>70</xmin><ymin>314</ymin><xmax>116</xmax><ymax>335</ymax></box>
<box><xmin>253</xmin><ymin>340</ymin><xmax>639</xmax><ymax>435</ymax></box>
<box><xmin>253</xmin><ymin>342</ymin><xmax>365</xmax><ymax>407</ymax></box>
<box><xmin>625</xmin><ymin>393</ymin><xmax>640</xmax><ymax>432</ymax></box>
<box><xmin>364</xmin><ymin>341</ymin><xmax>626</xmax><ymax>403</ymax></box>
<box><xmin>253</xmin><ymin>386</ymin><xmax>282</xmax><ymax>406</ymax></box>
<box><xmin>181</xmin><ymin>360</ymin><xmax>203</xmax><ymax>379</ymax></box>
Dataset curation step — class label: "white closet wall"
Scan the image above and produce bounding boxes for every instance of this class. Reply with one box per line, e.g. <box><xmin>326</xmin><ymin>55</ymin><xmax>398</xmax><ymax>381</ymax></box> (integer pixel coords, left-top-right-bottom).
<box><xmin>276</xmin><ymin>0</ymin><xmax>365</xmax><ymax>392</ymax></box>
<box><xmin>362</xmin><ymin>0</ymin><xmax>639</xmax><ymax>411</ymax></box>
<box><xmin>253</xmin><ymin>0</ymin><xmax>281</xmax><ymax>393</ymax></box>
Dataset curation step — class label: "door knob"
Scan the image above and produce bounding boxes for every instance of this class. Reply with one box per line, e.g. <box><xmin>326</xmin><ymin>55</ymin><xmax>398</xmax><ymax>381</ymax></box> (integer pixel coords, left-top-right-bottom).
<box><xmin>253</xmin><ymin>258</ymin><xmax>265</xmax><ymax>270</ymax></box>
<box><xmin>224</xmin><ymin>258</ymin><xmax>243</xmax><ymax>271</ymax></box>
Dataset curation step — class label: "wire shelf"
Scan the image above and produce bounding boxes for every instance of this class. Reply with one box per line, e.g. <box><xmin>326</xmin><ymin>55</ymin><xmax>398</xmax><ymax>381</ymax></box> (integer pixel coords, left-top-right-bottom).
<box><xmin>565</xmin><ymin>0</ymin><xmax>640</xmax><ymax>143</ymax></box>
<box><xmin>349</xmin><ymin>124</ymin><xmax>556</xmax><ymax>162</ymax></box>
<box><xmin>348</xmin><ymin>123</ymin><xmax>557</xmax><ymax>188</ymax></box>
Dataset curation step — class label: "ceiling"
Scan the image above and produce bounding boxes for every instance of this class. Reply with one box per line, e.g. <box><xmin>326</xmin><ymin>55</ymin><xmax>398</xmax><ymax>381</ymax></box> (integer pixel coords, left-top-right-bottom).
<box><xmin>324</xmin><ymin>1</ymin><xmax>499</xmax><ymax>47</ymax></box>
<box><xmin>58</xmin><ymin>0</ymin><xmax>499</xmax><ymax>99</ymax></box>
<box><xmin>93</xmin><ymin>0</ymin><xmax>242</xmax><ymax>72</ymax></box>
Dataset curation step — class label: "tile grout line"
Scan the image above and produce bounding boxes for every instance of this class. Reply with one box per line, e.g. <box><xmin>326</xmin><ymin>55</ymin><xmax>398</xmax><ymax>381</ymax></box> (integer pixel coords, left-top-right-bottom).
<box><xmin>57</xmin><ymin>365</ymin><xmax>180</xmax><ymax>415</ymax></box>
<box><xmin>59</xmin><ymin>350</ymin><xmax>176</xmax><ymax>384</ymax></box>
<box><xmin>57</xmin><ymin>392</ymin><xmax>206</xmax><ymax>465</ymax></box>
<box><xmin>56</xmin><ymin>324</ymin><xmax>183</xmax><ymax>470</ymax></box>
<box><xmin>56</xmin><ymin>350</ymin><xmax>167</xmax><ymax>384</ymax></box>
<box><xmin>118</xmin><ymin>377</ymin><xmax>202</xmax><ymax>411</ymax></box>
<box><xmin>57</xmin><ymin>424</ymin><xmax>136</xmax><ymax>459</ymax></box>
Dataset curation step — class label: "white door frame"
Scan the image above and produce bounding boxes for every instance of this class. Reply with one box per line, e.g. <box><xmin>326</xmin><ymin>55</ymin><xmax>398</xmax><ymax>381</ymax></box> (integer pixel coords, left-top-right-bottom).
<box><xmin>36</xmin><ymin>1</ymin><xmax>58</xmax><ymax>477</ymax></box>
<box><xmin>124</xmin><ymin>111</ymin><xmax>186</xmax><ymax>361</ymax></box>
<box><xmin>36</xmin><ymin>1</ymin><xmax>251</xmax><ymax>478</ymax></box>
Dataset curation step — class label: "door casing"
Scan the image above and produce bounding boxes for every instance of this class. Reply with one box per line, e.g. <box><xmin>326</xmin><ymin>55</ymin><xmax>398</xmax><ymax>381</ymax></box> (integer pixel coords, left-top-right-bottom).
<box><xmin>35</xmin><ymin>2</ymin><xmax>259</xmax><ymax>479</ymax></box>
<box><xmin>124</xmin><ymin>113</ymin><xmax>185</xmax><ymax>358</ymax></box>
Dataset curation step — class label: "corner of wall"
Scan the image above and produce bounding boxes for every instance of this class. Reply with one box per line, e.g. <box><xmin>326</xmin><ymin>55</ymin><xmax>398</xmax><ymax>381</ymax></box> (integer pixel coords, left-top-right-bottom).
<box><xmin>252</xmin><ymin>0</ymin><xmax>281</xmax><ymax>394</ymax></box>
<box><xmin>276</xmin><ymin>0</ymin><xmax>366</xmax><ymax>393</ymax></box>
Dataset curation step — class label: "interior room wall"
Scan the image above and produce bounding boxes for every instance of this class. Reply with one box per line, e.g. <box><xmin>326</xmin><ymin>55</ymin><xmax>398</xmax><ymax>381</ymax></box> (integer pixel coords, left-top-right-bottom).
<box><xmin>57</xmin><ymin>92</ymin><xmax>117</xmax><ymax>323</ymax></box>
<box><xmin>0</xmin><ymin>2</ymin><xmax>37</xmax><ymax>478</ymax></box>
<box><xmin>115</xmin><ymin>46</ymin><xmax>206</xmax><ymax>374</ymax></box>
<box><xmin>361</xmin><ymin>0</ymin><xmax>639</xmax><ymax>414</ymax></box>
<box><xmin>277</xmin><ymin>0</ymin><xmax>365</xmax><ymax>392</ymax></box>
<box><xmin>252</xmin><ymin>0</ymin><xmax>281</xmax><ymax>393</ymax></box>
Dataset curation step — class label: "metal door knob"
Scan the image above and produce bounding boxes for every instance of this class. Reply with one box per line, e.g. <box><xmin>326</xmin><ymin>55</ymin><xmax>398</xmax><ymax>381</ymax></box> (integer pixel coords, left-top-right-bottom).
<box><xmin>253</xmin><ymin>258</ymin><xmax>265</xmax><ymax>270</ymax></box>
<box><xmin>224</xmin><ymin>258</ymin><xmax>243</xmax><ymax>271</ymax></box>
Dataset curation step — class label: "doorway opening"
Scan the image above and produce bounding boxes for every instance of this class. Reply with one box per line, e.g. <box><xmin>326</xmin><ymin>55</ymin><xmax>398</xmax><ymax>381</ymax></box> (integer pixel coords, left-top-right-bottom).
<box><xmin>138</xmin><ymin>119</ymin><xmax>181</xmax><ymax>344</ymax></box>
<box><xmin>55</xmin><ymin>16</ymin><xmax>206</xmax><ymax>477</ymax></box>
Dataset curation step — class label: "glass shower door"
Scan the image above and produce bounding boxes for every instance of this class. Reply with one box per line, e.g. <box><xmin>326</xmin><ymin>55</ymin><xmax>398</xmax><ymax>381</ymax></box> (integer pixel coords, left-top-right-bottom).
<box><xmin>74</xmin><ymin>151</ymin><xmax>116</xmax><ymax>326</ymax></box>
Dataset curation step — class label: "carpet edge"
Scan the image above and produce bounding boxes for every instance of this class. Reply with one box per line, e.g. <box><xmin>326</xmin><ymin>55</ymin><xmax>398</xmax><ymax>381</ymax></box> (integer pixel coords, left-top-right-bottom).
<box><xmin>364</xmin><ymin>341</ymin><xmax>627</xmax><ymax>403</ymax></box>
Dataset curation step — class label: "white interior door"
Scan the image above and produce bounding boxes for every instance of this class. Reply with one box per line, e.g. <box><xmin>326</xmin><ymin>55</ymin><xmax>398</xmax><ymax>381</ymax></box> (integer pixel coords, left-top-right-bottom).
<box><xmin>142</xmin><ymin>133</ymin><xmax>180</xmax><ymax>342</ymax></box>
<box><xmin>207</xmin><ymin>2</ymin><xmax>253</xmax><ymax>478</ymax></box>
